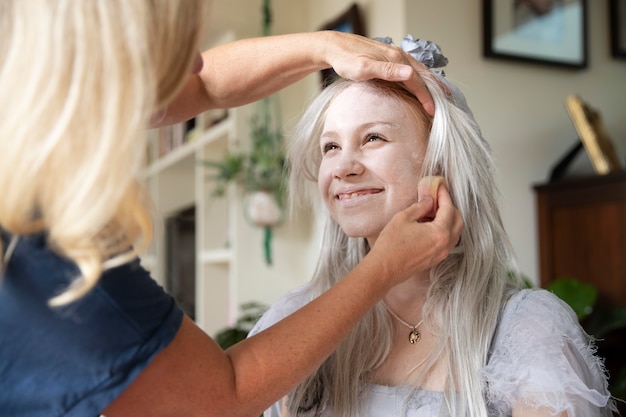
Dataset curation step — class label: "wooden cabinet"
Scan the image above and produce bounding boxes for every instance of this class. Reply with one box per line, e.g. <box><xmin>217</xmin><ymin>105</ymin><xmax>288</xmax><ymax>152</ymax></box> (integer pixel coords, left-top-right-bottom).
<box><xmin>534</xmin><ymin>171</ymin><xmax>626</xmax><ymax>308</ymax></box>
<box><xmin>535</xmin><ymin>172</ymin><xmax>626</xmax><ymax>408</ymax></box>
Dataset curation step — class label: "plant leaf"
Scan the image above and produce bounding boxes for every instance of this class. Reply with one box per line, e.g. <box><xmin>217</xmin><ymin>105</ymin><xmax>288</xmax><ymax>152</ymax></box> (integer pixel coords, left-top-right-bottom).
<box><xmin>547</xmin><ymin>278</ymin><xmax>597</xmax><ymax>320</ymax></box>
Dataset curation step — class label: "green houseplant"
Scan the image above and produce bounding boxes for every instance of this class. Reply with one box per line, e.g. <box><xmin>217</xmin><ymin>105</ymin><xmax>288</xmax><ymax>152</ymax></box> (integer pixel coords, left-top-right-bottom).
<box><xmin>202</xmin><ymin>99</ymin><xmax>286</xmax><ymax>265</ymax></box>
<box><xmin>214</xmin><ymin>301</ymin><xmax>269</xmax><ymax>350</ymax></box>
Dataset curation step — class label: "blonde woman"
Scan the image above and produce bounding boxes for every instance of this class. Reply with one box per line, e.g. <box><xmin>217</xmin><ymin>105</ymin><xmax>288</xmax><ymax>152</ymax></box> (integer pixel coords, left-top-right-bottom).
<box><xmin>250</xmin><ymin>36</ymin><xmax>616</xmax><ymax>417</ymax></box>
<box><xmin>0</xmin><ymin>3</ymin><xmax>464</xmax><ymax>417</ymax></box>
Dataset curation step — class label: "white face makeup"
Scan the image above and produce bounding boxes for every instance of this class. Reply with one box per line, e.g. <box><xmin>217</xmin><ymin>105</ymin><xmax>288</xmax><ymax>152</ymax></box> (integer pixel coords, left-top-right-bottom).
<box><xmin>318</xmin><ymin>83</ymin><xmax>428</xmax><ymax>243</ymax></box>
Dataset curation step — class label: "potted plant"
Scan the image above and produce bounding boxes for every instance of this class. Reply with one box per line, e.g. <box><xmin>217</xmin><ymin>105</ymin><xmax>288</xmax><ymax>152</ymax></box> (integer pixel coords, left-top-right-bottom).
<box><xmin>203</xmin><ymin>0</ymin><xmax>286</xmax><ymax>266</ymax></box>
<box><xmin>203</xmin><ymin>100</ymin><xmax>286</xmax><ymax>265</ymax></box>
<box><xmin>214</xmin><ymin>301</ymin><xmax>269</xmax><ymax>350</ymax></box>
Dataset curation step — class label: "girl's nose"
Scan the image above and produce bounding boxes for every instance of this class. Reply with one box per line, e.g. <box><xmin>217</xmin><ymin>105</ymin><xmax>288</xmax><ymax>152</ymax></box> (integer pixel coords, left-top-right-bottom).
<box><xmin>332</xmin><ymin>151</ymin><xmax>364</xmax><ymax>180</ymax></box>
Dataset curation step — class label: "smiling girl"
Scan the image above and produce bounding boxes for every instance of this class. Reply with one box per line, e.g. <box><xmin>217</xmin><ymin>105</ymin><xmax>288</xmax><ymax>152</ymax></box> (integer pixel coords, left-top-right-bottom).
<box><xmin>249</xmin><ymin>38</ymin><xmax>615</xmax><ymax>417</ymax></box>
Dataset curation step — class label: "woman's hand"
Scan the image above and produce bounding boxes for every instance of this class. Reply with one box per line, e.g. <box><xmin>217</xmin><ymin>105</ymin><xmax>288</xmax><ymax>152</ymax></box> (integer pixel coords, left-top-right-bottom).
<box><xmin>367</xmin><ymin>177</ymin><xmax>463</xmax><ymax>286</ymax></box>
<box><xmin>321</xmin><ymin>31</ymin><xmax>437</xmax><ymax>116</ymax></box>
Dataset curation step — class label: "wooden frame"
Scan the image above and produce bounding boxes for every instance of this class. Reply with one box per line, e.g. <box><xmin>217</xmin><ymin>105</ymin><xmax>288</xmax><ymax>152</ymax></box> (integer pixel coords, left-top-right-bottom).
<box><xmin>483</xmin><ymin>0</ymin><xmax>588</xmax><ymax>69</ymax></box>
<box><xmin>565</xmin><ymin>95</ymin><xmax>622</xmax><ymax>175</ymax></box>
<box><xmin>318</xmin><ymin>3</ymin><xmax>366</xmax><ymax>87</ymax></box>
<box><xmin>610</xmin><ymin>0</ymin><xmax>626</xmax><ymax>58</ymax></box>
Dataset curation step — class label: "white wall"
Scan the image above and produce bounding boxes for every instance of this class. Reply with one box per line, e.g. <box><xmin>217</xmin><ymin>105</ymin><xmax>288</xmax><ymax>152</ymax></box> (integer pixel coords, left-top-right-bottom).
<box><xmin>205</xmin><ymin>0</ymin><xmax>626</xmax><ymax>308</ymax></box>
<box><xmin>402</xmin><ymin>0</ymin><xmax>626</xmax><ymax>282</ymax></box>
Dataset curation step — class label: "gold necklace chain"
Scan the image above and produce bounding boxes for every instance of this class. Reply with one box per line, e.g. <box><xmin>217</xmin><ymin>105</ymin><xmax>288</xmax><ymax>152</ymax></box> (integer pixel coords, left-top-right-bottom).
<box><xmin>382</xmin><ymin>301</ymin><xmax>423</xmax><ymax>344</ymax></box>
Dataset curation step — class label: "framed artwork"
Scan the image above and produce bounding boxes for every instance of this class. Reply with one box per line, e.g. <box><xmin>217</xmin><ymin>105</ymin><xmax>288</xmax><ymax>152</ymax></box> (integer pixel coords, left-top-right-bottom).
<box><xmin>610</xmin><ymin>0</ymin><xmax>626</xmax><ymax>58</ymax></box>
<box><xmin>318</xmin><ymin>3</ymin><xmax>366</xmax><ymax>87</ymax></box>
<box><xmin>483</xmin><ymin>0</ymin><xmax>588</xmax><ymax>68</ymax></box>
<box><xmin>564</xmin><ymin>95</ymin><xmax>622</xmax><ymax>175</ymax></box>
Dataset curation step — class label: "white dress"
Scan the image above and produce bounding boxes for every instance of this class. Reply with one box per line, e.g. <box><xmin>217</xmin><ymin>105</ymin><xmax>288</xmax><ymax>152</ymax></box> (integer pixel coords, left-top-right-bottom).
<box><xmin>249</xmin><ymin>288</ymin><xmax>615</xmax><ymax>417</ymax></box>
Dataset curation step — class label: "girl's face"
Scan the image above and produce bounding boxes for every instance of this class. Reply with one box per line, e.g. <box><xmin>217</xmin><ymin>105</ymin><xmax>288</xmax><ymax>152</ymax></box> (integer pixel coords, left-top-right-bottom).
<box><xmin>318</xmin><ymin>83</ymin><xmax>428</xmax><ymax>243</ymax></box>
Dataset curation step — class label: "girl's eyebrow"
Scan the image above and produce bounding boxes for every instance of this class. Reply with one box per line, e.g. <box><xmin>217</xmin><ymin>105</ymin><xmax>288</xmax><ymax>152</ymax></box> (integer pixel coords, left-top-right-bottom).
<box><xmin>360</xmin><ymin>121</ymin><xmax>399</xmax><ymax>130</ymax></box>
<box><xmin>321</xmin><ymin>121</ymin><xmax>400</xmax><ymax>139</ymax></box>
<box><xmin>319</xmin><ymin>131</ymin><xmax>339</xmax><ymax>142</ymax></box>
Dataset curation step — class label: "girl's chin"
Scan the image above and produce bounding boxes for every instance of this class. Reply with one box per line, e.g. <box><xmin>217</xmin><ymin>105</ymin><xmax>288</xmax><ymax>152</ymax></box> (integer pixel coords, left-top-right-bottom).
<box><xmin>334</xmin><ymin>216</ymin><xmax>386</xmax><ymax>241</ymax></box>
<box><xmin>340</xmin><ymin>226</ymin><xmax>380</xmax><ymax>242</ymax></box>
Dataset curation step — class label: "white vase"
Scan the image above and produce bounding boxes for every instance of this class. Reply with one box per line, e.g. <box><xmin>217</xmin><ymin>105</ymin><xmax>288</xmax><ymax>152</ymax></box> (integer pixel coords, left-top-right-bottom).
<box><xmin>244</xmin><ymin>191</ymin><xmax>282</xmax><ymax>227</ymax></box>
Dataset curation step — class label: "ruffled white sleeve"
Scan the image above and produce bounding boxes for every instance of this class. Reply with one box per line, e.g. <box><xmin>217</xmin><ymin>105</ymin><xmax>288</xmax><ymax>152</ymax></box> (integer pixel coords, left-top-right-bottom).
<box><xmin>483</xmin><ymin>289</ymin><xmax>616</xmax><ymax>417</ymax></box>
<box><xmin>248</xmin><ymin>284</ymin><xmax>313</xmax><ymax>338</ymax></box>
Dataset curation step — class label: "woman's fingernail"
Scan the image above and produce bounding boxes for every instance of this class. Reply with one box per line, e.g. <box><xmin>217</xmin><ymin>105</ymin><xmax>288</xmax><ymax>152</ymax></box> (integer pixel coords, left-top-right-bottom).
<box><xmin>398</xmin><ymin>66</ymin><xmax>412</xmax><ymax>79</ymax></box>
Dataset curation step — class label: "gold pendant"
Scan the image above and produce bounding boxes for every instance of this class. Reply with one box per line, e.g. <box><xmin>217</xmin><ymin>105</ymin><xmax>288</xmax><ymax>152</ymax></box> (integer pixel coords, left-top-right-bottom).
<box><xmin>409</xmin><ymin>329</ymin><xmax>421</xmax><ymax>344</ymax></box>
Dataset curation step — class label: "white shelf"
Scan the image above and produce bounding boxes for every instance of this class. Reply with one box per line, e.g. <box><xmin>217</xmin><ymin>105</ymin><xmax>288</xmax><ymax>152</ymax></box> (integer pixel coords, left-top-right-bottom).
<box><xmin>142</xmin><ymin>117</ymin><xmax>233</xmax><ymax>178</ymax></box>
<box><xmin>142</xmin><ymin>105</ymin><xmax>239</xmax><ymax>335</ymax></box>
<box><xmin>140</xmin><ymin>254</ymin><xmax>157</xmax><ymax>269</ymax></box>
<box><xmin>199</xmin><ymin>248</ymin><xmax>233</xmax><ymax>264</ymax></box>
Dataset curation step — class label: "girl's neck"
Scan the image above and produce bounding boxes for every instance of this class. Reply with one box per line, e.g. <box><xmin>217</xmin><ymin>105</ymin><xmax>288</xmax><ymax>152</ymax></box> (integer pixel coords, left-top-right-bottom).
<box><xmin>373</xmin><ymin>271</ymin><xmax>448</xmax><ymax>390</ymax></box>
<box><xmin>383</xmin><ymin>271</ymin><xmax>430</xmax><ymax>318</ymax></box>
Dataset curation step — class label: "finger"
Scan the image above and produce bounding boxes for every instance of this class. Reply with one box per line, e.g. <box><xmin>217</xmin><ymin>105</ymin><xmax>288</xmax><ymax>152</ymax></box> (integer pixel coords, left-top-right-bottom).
<box><xmin>349</xmin><ymin>60</ymin><xmax>413</xmax><ymax>83</ymax></box>
<box><xmin>401</xmin><ymin>195</ymin><xmax>434</xmax><ymax>223</ymax></box>
<box><xmin>396</xmin><ymin>55</ymin><xmax>436</xmax><ymax>117</ymax></box>
<box><xmin>435</xmin><ymin>183</ymin><xmax>454</xmax><ymax>212</ymax></box>
<box><xmin>432</xmin><ymin>184</ymin><xmax>453</xmax><ymax>221</ymax></box>
<box><xmin>416</xmin><ymin>176</ymin><xmax>446</xmax><ymax>221</ymax></box>
<box><xmin>417</xmin><ymin>176</ymin><xmax>445</xmax><ymax>202</ymax></box>
<box><xmin>401</xmin><ymin>70</ymin><xmax>435</xmax><ymax>117</ymax></box>
<box><xmin>434</xmin><ymin>186</ymin><xmax>464</xmax><ymax>247</ymax></box>
<box><xmin>429</xmin><ymin>185</ymin><xmax>455</xmax><ymax>229</ymax></box>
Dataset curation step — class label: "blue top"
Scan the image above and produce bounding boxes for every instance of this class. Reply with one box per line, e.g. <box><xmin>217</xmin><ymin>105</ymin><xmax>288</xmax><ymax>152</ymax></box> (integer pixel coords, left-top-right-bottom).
<box><xmin>0</xmin><ymin>231</ymin><xmax>184</xmax><ymax>417</ymax></box>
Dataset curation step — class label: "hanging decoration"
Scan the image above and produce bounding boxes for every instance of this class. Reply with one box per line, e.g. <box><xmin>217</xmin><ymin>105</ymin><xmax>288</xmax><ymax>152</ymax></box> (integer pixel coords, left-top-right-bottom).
<box><xmin>203</xmin><ymin>0</ymin><xmax>286</xmax><ymax>265</ymax></box>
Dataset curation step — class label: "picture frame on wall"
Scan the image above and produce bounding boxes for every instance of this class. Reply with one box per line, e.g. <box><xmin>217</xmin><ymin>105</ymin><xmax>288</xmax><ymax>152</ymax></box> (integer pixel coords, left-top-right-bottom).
<box><xmin>318</xmin><ymin>3</ymin><xmax>366</xmax><ymax>87</ymax></box>
<box><xmin>610</xmin><ymin>0</ymin><xmax>626</xmax><ymax>58</ymax></box>
<box><xmin>483</xmin><ymin>0</ymin><xmax>588</xmax><ymax>69</ymax></box>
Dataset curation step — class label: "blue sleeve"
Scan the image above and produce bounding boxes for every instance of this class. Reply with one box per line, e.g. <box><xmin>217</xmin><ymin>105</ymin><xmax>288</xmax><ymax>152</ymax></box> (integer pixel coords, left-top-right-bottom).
<box><xmin>0</xmin><ymin>232</ymin><xmax>184</xmax><ymax>417</ymax></box>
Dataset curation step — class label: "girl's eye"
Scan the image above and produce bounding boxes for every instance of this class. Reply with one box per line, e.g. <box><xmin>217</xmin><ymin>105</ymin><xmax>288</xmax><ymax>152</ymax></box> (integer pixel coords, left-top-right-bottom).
<box><xmin>366</xmin><ymin>134</ymin><xmax>384</xmax><ymax>143</ymax></box>
<box><xmin>322</xmin><ymin>142</ymin><xmax>339</xmax><ymax>154</ymax></box>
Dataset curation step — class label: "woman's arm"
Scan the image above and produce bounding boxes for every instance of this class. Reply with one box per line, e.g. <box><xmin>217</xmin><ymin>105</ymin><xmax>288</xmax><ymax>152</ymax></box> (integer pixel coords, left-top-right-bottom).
<box><xmin>155</xmin><ymin>31</ymin><xmax>435</xmax><ymax>126</ymax></box>
<box><xmin>102</xmin><ymin>185</ymin><xmax>462</xmax><ymax>417</ymax></box>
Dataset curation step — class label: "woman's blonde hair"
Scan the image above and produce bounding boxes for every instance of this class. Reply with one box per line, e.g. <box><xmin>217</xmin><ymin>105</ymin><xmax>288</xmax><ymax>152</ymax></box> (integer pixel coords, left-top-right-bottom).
<box><xmin>287</xmin><ymin>77</ymin><xmax>521</xmax><ymax>417</ymax></box>
<box><xmin>0</xmin><ymin>0</ymin><xmax>208</xmax><ymax>305</ymax></box>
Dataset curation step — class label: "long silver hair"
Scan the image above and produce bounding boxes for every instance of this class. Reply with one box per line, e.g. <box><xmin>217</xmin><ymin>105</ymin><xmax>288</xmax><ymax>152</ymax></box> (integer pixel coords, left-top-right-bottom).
<box><xmin>286</xmin><ymin>75</ymin><xmax>520</xmax><ymax>417</ymax></box>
